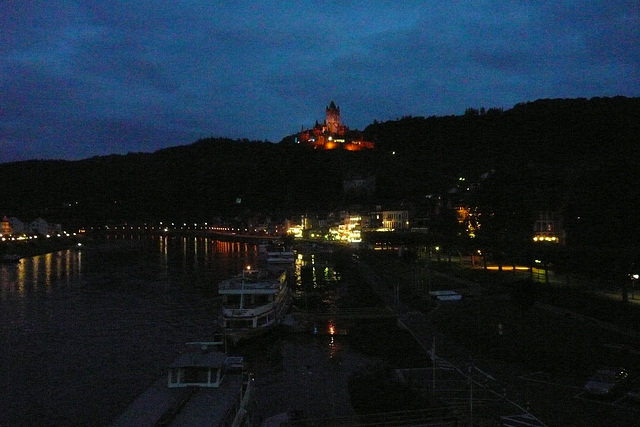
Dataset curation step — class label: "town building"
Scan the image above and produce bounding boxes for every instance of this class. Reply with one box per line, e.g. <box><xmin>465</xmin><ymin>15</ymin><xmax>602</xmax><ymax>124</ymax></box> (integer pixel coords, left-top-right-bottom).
<box><xmin>8</xmin><ymin>217</ymin><xmax>26</xmax><ymax>233</ymax></box>
<box><xmin>1</xmin><ymin>216</ymin><xmax>12</xmax><ymax>235</ymax></box>
<box><xmin>384</xmin><ymin>210</ymin><xmax>409</xmax><ymax>231</ymax></box>
<box><xmin>343</xmin><ymin>174</ymin><xmax>375</xmax><ymax>196</ymax></box>
<box><xmin>533</xmin><ymin>211</ymin><xmax>565</xmax><ymax>244</ymax></box>
<box><xmin>0</xmin><ymin>216</ymin><xmax>61</xmax><ymax>237</ymax></box>
<box><xmin>30</xmin><ymin>218</ymin><xmax>62</xmax><ymax>236</ymax></box>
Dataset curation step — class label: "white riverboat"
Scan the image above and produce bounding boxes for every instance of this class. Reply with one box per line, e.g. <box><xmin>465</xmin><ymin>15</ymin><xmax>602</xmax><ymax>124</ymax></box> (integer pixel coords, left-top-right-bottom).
<box><xmin>218</xmin><ymin>266</ymin><xmax>292</xmax><ymax>342</ymax></box>
<box><xmin>112</xmin><ymin>339</ymin><xmax>258</xmax><ymax>426</ymax></box>
<box><xmin>258</xmin><ymin>242</ymin><xmax>296</xmax><ymax>265</ymax></box>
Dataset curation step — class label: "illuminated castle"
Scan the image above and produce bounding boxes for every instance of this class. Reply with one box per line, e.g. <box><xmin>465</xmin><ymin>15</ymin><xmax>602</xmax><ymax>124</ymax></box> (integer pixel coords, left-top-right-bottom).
<box><xmin>297</xmin><ymin>101</ymin><xmax>374</xmax><ymax>151</ymax></box>
<box><xmin>325</xmin><ymin>101</ymin><xmax>344</xmax><ymax>134</ymax></box>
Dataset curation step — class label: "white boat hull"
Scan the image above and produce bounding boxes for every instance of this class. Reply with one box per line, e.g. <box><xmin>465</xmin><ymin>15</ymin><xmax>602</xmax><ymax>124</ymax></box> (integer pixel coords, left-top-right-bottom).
<box><xmin>218</xmin><ymin>268</ymin><xmax>292</xmax><ymax>342</ymax></box>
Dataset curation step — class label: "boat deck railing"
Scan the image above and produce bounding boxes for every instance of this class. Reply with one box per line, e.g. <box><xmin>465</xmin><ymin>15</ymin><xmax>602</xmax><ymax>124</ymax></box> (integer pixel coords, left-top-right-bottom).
<box><xmin>219</xmin><ymin>281</ymin><xmax>281</xmax><ymax>291</ymax></box>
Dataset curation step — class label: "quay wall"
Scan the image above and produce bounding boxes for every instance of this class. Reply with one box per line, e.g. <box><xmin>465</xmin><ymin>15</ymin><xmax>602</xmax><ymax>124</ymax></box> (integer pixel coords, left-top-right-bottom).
<box><xmin>88</xmin><ymin>228</ymin><xmax>284</xmax><ymax>243</ymax></box>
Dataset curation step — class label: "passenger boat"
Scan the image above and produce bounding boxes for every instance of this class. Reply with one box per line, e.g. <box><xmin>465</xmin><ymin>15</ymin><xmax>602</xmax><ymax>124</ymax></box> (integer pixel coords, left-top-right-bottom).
<box><xmin>218</xmin><ymin>266</ymin><xmax>292</xmax><ymax>342</ymax></box>
<box><xmin>258</xmin><ymin>242</ymin><xmax>296</xmax><ymax>265</ymax></box>
<box><xmin>112</xmin><ymin>338</ymin><xmax>258</xmax><ymax>427</ymax></box>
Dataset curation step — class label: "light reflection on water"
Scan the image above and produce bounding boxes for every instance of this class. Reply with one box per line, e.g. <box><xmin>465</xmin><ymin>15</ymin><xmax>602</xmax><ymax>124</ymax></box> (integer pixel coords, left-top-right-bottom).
<box><xmin>0</xmin><ymin>250</ymin><xmax>80</xmax><ymax>297</ymax></box>
<box><xmin>294</xmin><ymin>253</ymin><xmax>339</xmax><ymax>295</ymax></box>
<box><xmin>0</xmin><ymin>235</ymin><xmax>260</xmax><ymax>427</ymax></box>
<box><xmin>293</xmin><ymin>250</ymin><xmax>352</xmax><ymax>339</ymax></box>
<box><xmin>0</xmin><ymin>236</ymin><xmax>370</xmax><ymax>425</ymax></box>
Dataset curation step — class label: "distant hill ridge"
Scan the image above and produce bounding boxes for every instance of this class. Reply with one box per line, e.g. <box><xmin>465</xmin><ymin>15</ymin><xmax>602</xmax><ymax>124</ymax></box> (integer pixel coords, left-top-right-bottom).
<box><xmin>0</xmin><ymin>96</ymin><xmax>638</xmax><ymax>248</ymax></box>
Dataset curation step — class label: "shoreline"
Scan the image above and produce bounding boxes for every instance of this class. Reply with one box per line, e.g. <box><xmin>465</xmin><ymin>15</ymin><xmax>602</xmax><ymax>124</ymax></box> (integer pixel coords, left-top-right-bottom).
<box><xmin>1</xmin><ymin>236</ymin><xmax>82</xmax><ymax>260</ymax></box>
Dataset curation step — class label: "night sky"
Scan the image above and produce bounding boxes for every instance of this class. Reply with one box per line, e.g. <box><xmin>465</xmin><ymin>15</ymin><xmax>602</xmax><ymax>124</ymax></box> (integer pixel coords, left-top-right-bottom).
<box><xmin>2</xmin><ymin>1</ymin><xmax>639</xmax><ymax>163</ymax></box>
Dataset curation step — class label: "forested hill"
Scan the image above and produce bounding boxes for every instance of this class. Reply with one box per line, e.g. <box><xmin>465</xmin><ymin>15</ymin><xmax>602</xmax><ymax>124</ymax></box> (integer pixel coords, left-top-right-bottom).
<box><xmin>0</xmin><ymin>138</ymin><xmax>385</xmax><ymax>224</ymax></box>
<box><xmin>363</xmin><ymin>96</ymin><xmax>640</xmax><ymax>174</ymax></box>
<box><xmin>1</xmin><ymin>96</ymin><xmax>639</xmax><ymax>247</ymax></box>
<box><xmin>361</xmin><ymin>96</ymin><xmax>640</xmax><ymax>247</ymax></box>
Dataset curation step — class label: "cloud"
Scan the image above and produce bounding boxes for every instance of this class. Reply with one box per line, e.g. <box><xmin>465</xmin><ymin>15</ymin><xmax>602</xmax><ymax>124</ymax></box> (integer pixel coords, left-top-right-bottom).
<box><xmin>1</xmin><ymin>1</ymin><xmax>639</xmax><ymax>162</ymax></box>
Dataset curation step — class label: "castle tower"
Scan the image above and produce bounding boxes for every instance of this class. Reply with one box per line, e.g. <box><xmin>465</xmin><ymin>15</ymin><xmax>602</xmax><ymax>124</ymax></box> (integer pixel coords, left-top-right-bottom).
<box><xmin>1</xmin><ymin>216</ymin><xmax>12</xmax><ymax>235</ymax></box>
<box><xmin>325</xmin><ymin>101</ymin><xmax>341</xmax><ymax>134</ymax></box>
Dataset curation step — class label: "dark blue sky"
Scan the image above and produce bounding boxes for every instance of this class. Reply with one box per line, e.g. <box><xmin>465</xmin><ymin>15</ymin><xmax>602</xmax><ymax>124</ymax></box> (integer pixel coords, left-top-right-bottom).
<box><xmin>2</xmin><ymin>1</ymin><xmax>639</xmax><ymax>163</ymax></box>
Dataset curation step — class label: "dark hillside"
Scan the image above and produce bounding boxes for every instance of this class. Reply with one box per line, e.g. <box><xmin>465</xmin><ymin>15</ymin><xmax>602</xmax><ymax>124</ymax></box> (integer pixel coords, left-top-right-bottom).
<box><xmin>364</xmin><ymin>96</ymin><xmax>640</xmax><ymax>172</ymax></box>
<box><xmin>0</xmin><ymin>96</ymin><xmax>638</xmax><ymax>248</ymax></box>
<box><xmin>0</xmin><ymin>139</ymin><xmax>385</xmax><ymax>224</ymax></box>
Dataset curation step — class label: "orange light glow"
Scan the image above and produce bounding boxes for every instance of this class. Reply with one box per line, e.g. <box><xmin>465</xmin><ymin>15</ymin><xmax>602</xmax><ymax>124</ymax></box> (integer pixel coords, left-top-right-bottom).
<box><xmin>328</xmin><ymin>320</ymin><xmax>336</xmax><ymax>335</ymax></box>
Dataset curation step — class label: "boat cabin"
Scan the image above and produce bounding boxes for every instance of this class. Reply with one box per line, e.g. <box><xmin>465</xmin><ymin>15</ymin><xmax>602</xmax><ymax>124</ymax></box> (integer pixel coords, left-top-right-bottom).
<box><xmin>112</xmin><ymin>340</ymin><xmax>255</xmax><ymax>427</ymax></box>
<box><xmin>167</xmin><ymin>345</ymin><xmax>245</xmax><ymax>388</ymax></box>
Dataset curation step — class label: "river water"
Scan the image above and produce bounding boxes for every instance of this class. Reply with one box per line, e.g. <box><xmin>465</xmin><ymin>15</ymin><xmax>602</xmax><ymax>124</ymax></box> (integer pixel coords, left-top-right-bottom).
<box><xmin>0</xmin><ymin>235</ymin><xmax>261</xmax><ymax>426</ymax></box>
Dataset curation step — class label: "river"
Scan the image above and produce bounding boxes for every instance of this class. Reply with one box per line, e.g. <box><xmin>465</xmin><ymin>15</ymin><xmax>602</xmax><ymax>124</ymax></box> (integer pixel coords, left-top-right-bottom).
<box><xmin>1</xmin><ymin>235</ymin><xmax>413</xmax><ymax>426</ymax></box>
<box><xmin>0</xmin><ymin>235</ymin><xmax>261</xmax><ymax>426</ymax></box>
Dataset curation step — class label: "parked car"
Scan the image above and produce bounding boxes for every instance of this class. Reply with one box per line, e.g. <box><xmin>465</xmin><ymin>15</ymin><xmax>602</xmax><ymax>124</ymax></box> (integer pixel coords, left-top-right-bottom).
<box><xmin>584</xmin><ymin>367</ymin><xmax>629</xmax><ymax>395</ymax></box>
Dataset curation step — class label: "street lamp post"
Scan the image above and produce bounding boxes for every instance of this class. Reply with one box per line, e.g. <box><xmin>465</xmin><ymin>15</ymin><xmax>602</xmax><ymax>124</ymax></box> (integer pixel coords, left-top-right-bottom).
<box><xmin>630</xmin><ymin>272</ymin><xmax>638</xmax><ymax>300</ymax></box>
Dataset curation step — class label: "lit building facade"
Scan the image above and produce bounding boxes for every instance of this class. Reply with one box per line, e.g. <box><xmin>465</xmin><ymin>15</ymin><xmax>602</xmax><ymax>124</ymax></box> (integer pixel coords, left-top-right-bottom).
<box><xmin>1</xmin><ymin>216</ymin><xmax>12</xmax><ymax>235</ymax></box>
<box><xmin>533</xmin><ymin>211</ymin><xmax>565</xmax><ymax>244</ymax></box>
<box><xmin>382</xmin><ymin>210</ymin><xmax>410</xmax><ymax>231</ymax></box>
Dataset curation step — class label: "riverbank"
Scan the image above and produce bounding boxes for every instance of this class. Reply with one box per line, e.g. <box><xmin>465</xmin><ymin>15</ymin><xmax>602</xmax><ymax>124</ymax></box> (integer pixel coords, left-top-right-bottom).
<box><xmin>1</xmin><ymin>236</ymin><xmax>82</xmax><ymax>259</ymax></box>
<box><xmin>251</xmin><ymin>246</ymin><xmax>476</xmax><ymax>425</ymax></box>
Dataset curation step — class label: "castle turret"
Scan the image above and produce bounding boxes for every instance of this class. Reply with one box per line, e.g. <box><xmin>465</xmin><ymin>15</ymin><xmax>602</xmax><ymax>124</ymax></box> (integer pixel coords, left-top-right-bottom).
<box><xmin>325</xmin><ymin>101</ymin><xmax>341</xmax><ymax>134</ymax></box>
